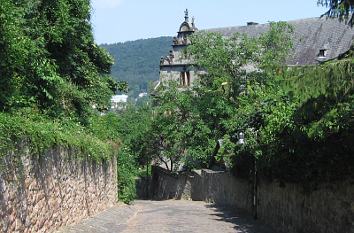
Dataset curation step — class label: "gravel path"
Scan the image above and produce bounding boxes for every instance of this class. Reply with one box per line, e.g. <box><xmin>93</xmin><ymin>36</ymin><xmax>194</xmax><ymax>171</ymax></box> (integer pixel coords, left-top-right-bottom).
<box><xmin>56</xmin><ymin>200</ymin><xmax>275</xmax><ymax>233</ymax></box>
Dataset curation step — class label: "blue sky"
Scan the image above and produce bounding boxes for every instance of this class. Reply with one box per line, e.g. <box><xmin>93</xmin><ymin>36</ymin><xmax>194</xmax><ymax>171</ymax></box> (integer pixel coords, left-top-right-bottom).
<box><xmin>91</xmin><ymin>0</ymin><xmax>327</xmax><ymax>44</ymax></box>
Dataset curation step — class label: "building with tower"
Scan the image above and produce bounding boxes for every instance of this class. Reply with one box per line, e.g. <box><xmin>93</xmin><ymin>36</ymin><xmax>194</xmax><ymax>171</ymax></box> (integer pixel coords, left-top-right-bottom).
<box><xmin>158</xmin><ymin>9</ymin><xmax>201</xmax><ymax>89</ymax></box>
<box><xmin>156</xmin><ymin>10</ymin><xmax>354</xmax><ymax>92</ymax></box>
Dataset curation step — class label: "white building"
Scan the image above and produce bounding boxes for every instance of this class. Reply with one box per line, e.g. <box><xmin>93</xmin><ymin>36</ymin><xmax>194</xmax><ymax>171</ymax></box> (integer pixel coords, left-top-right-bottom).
<box><xmin>111</xmin><ymin>94</ymin><xmax>128</xmax><ymax>110</ymax></box>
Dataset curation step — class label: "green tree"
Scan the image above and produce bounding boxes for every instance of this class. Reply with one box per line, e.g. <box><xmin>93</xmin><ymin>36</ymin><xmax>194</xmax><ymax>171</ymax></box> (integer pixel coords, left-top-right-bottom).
<box><xmin>134</xmin><ymin>22</ymin><xmax>295</xmax><ymax>173</ymax></box>
<box><xmin>188</xmin><ymin>20</ymin><xmax>353</xmax><ymax>182</ymax></box>
<box><xmin>150</xmin><ymin>83</ymin><xmax>213</xmax><ymax>171</ymax></box>
<box><xmin>187</xmin><ymin>22</ymin><xmax>294</xmax><ymax>166</ymax></box>
<box><xmin>318</xmin><ymin>0</ymin><xmax>354</xmax><ymax>24</ymax></box>
<box><xmin>0</xmin><ymin>0</ymin><xmax>119</xmax><ymax>123</ymax></box>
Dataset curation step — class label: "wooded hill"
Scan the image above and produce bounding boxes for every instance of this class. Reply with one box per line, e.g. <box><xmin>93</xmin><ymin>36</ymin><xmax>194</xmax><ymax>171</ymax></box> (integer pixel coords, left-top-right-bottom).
<box><xmin>101</xmin><ymin>37</ymin><xmax>173</xmax><ymax>97</ymax></box>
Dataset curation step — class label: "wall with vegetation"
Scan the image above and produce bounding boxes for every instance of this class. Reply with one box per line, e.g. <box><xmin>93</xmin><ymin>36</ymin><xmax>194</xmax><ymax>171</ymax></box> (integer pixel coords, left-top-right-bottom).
<box><xmin>0</xmin><ymin>146</ymin><xmax>117</xmax><ymax>233</ymax></box>
<box><xmin>152</xmin><ymin>166</ymin><xmax>354</xmax><ymax>233</ymax></box>
<box><xmin>0</xmin><ymin>0</ymin><xmax>137</xmax><ymax>226</ymax></box>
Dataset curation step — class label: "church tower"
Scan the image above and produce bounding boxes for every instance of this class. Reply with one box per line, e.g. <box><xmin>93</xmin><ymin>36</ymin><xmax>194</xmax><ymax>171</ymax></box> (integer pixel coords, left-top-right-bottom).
<box><xmin>159</xmin><ymin>9</ymin><xmax>199</xmax><ymax>88</ymax></box>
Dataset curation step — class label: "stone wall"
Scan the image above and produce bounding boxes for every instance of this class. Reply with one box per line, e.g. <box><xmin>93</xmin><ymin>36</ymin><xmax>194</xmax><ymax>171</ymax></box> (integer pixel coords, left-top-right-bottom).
<box><xmin>151</xmin><ymin>166</ymin><xmax>354</xmax><ymax>233</ymax></box>
<box><xmin>256</xmin><ymin>179</ymin><xmax>354</xmax><ymax>233</ymax></box>
<box><xmin>135</xmin><ymin>177</ymin><xmax>151</xmax><ymax>200</ymax></box>
<box><xmin>0</xmin><ymin>146</ymin><xmax>117</xmax><ymax>233</ymax></box>
<box><xmin>160</xmin><ymin>69</ymin><xmax>199</xmax><ymax>86</ymax></box>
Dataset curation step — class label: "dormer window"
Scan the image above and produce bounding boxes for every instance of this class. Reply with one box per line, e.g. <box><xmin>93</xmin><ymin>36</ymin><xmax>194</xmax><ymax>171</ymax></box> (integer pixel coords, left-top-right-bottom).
<box><xmin>318</xmin><ymin>49</ymin><xmax>327</xmax><ymax>58</ymax></box>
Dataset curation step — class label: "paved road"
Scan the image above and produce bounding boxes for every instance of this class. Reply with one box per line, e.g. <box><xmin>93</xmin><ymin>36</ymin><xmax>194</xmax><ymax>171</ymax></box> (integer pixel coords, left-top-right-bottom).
<box><xmin>56</xmin><ymin>200</ymin><xmax>275</xmax><ymax>233</ymax></box>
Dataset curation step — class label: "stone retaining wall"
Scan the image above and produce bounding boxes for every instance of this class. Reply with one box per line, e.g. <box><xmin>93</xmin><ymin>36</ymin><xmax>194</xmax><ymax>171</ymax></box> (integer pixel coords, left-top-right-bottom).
<box><xmin>151</xmin><ymin>166</ymin><xmax>354</xmax><ymax>233</ymax></box>
<box><xmin>0</xmin><ymin>147</ymin><xmax>117</xmax><ymax>233</ymax></box>
<box><xmin>256</xmin><ymin>179</ymin><xmax>354</xmax><ymax>233</ymax></box>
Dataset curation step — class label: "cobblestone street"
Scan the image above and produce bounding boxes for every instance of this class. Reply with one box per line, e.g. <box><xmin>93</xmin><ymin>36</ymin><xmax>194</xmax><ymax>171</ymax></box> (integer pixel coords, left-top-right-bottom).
<box><xmin>56</xmin><ymin>200</ymin><xmax>275</xmax><ymax>233</ymax></box>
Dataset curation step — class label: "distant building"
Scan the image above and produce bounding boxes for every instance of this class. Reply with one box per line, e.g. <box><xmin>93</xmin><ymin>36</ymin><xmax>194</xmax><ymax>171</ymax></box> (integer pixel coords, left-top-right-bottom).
<box><xmin>111</xmin><ymin>94</ymin><xmax>128</xmax><ymax>111</ymax></box>
<box><xmin>138</xmin><ymin>92</ymin><xmax>148</xmax><ymax>98</ymax></box>
<box><xmin>158</xmin><ymin>9</ymin><xmax>202</xmax><ymax>89</ymax></box>
<box><xmin>209</xmin><ymin>17</ymin><xmax>354</xmax><ymax>66</ymax></box>
<box><xmin>157</xmin><ymin>11</ymin><xmax>354</xmax><ymax>88</ymax></box>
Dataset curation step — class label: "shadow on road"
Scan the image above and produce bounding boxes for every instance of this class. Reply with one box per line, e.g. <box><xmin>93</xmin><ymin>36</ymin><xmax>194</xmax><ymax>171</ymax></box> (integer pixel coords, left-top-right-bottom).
<box><xmin>206</xmin><ymin>204</ymin><xmax>276</xmax><ymax>233</ymax></box>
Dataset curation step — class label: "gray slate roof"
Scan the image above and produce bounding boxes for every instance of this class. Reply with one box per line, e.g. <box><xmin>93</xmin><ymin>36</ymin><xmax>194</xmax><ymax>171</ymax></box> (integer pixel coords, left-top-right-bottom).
<box><xmin>207</xmin><ymin>17</ymin><xmax>354</xmax><ymax>66</ymax></box>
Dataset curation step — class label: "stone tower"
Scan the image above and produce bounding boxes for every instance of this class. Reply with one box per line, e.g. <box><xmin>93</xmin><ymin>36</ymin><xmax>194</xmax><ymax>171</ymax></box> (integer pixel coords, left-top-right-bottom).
<box><xmin>159</xmin><ymin>9</ymin><xmax>199</xmax><ymax>88</ymax></box>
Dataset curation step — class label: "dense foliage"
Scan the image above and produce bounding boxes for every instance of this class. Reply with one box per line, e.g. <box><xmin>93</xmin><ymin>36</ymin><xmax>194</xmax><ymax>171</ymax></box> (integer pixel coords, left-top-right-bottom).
<box><xmin>0</xmin><ymin>0</ymin><xmax>129</xmax><ymax>154</ymax></box>
<box><xmin>0</xmin><ymin>0</ymin><xmax>119</xmax><ymax>123</ymax></box>
<box><xmin>124</xmin><ymin>22</ymin><xmax>353</xmax><ymax>186</ymax></box>
<box><xmin>151</xmin><ymin>83</ymin><xmax>214</xmax><ymax>171</ymax></box>
<box><xmin>273</xmin><ymin>59</ymin><xmax>354</xmax><ymax>182</ymax></box>
<box><xmin>186</xmin><ymin>22</ymin><xmax>352</xmax><ymax>182</ymax></box>
<box><xmin>0</xmin><ymin>111</ymin><xmax>115</xmax><ymax>161</ymax></box>
<box><xmin>112</xmin><ymin>104</ymin><xmax>154</xmax><ymax>202</ymax></box>
<box><xmin>0</xmin><ymin>0</ymin><xmax>137</xmax><ymax>203</ymax></box>
<box><xmin>187</xmin><ymin>23</ymin><xmax>353</xmax><ymax>183</ymax></box>
<box><xmin>120</xmin><ymin>23</ymin><xmax>294</xmax><ymax>172</ymax></box>
<box><xmin>101</xmin><ymin>37</ymin><xmax>173</xmax><ymax>98</ymax></box>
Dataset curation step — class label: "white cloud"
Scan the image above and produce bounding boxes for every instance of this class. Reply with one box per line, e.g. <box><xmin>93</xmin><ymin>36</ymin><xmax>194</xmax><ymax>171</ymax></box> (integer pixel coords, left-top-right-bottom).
<box><xmin>92</xmin><ymin>0</ymin><xmax>123</xmax><ymax>9</ymax></box>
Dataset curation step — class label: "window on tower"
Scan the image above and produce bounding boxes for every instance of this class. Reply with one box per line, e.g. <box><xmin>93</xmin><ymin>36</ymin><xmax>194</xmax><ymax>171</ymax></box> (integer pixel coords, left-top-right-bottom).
<box><xmin>180</xmin><ymin>71</ymin><xmax>191</xmax><ymax>87</ymax></box>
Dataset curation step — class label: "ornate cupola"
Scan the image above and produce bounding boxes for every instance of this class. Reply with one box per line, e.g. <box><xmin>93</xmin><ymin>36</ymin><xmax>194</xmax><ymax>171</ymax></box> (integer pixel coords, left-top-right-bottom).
<box><xmin>179</xmin><ymin>9</ymin><xmax>197</xmax><ymax>36</ymax></box>
<box><xmin>173</xmin><ymin>9</ymin><xmax>198</xmax><ymax>46</ymax></box>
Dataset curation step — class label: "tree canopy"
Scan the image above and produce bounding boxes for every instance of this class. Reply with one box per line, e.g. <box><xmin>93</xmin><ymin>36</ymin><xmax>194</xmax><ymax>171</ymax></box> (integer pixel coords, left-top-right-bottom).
<box><xmin>0</xmin><ymin>0</ymin><xmax>120</xmax><ymax>122</ymax></box>
<box><xmin>319</xmin><ymin>0</ymin><xmax>354</xmax><ymax>23</ymax></box>
<box><xmin>127</xmin><ymin>22</ymin><xmax>296</xmax><ymax>172</ymax></box>
<box><xmin>122</xmin><ymin>21</ymin><xmax>353</xmax><ymax>184</ymax></box>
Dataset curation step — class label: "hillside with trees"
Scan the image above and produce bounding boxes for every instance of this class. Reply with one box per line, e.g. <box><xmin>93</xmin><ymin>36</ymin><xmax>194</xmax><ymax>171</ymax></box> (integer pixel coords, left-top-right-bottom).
<box><xmin>101</xmin><ymin>37</ymin><xmax>173</xmax><ymax>97</ymax></box>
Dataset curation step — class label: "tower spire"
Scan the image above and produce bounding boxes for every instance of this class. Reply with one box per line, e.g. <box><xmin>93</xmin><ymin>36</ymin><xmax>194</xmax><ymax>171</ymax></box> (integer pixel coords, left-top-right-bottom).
<box><xmin>184</xmin><ymin>9</ymin><xmax>189</xmax><ymax>22</ymax></box>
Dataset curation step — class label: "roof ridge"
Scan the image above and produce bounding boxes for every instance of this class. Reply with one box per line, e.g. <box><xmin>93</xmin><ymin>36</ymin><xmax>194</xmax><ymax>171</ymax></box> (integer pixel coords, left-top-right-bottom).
<box><xmin>201</xmin><ymin>17</ymin><xmax>354</xmax><ymax>66</ymax></box>
<box><xmin>204</xmin><ymin>17</ymin><xmax>349</xmax><ymax>32</ymax></box>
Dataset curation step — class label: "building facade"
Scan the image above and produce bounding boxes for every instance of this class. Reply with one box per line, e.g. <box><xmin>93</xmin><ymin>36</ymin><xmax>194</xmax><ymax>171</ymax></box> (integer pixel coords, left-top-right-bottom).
<box><xmin>158</xmin><ymin>9</ymin><xmax>200</xmax><ymax>89</ymax></box>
